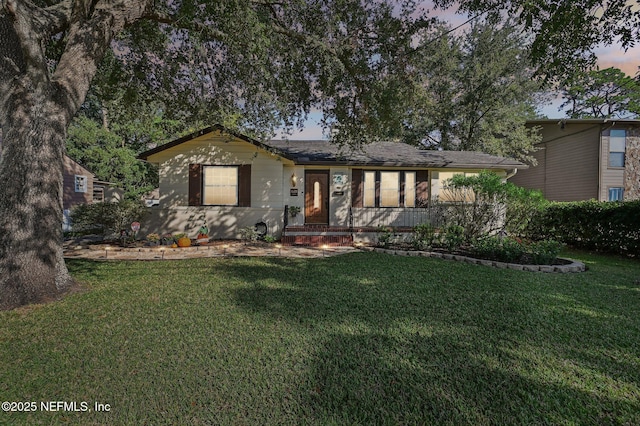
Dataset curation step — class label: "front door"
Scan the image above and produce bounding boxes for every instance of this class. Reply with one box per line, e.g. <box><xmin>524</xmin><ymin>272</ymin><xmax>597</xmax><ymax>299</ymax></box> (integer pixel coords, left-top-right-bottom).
<box><xmin>305</xmin><ymin>170</ymin><xmax>329</xmax><ymax>224</ymax></box>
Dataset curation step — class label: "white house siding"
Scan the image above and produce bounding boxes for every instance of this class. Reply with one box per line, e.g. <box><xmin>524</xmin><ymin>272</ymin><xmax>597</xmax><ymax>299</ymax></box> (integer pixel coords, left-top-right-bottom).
<box><xmin>282</xmin><ymin>165</ymin><xmax>305</xmax><ymax>226</ymax></box>
<box><xmin>144</xmin><ymin>132</ymin><xmax>292</xmax><ymax>238</ymax></box>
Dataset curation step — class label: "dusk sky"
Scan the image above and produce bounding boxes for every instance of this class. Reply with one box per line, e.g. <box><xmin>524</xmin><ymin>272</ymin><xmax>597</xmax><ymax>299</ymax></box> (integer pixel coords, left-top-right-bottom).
<box><xmin>276</xmin><ymin>5</ymin><xmax>639</xmax><ymax>140</ymax></box>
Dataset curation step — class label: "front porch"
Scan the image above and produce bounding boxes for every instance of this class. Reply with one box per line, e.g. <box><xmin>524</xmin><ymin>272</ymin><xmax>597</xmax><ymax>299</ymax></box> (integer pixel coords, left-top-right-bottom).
<box><xmin>281</xmin><ymin>206</ymin><xmax>445</xmax><ymax>246</ymax></box>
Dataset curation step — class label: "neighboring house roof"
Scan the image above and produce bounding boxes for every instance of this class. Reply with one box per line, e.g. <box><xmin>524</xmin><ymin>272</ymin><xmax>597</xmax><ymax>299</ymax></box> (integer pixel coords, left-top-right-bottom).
<box><xmin>138</xmin><ymin>124</ymin><xmax>527</xmax><ymax>169</ymax></box>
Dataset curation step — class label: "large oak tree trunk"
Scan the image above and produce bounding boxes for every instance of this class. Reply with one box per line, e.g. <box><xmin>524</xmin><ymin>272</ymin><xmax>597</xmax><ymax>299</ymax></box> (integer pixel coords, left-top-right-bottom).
<box><xmin>0</xmin><ymin>81</ymin><xmax>72</xmax><ymax>310</ymax></box>
<box><xmin>0</xmin><ymin>0</ymin><xmax>153</xmax><ymax>310</ymax></box>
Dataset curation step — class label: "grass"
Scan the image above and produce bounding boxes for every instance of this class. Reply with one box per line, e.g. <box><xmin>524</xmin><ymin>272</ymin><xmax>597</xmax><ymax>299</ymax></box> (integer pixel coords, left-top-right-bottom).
<box><xmin>1</xmin><ymin>250</ymin><xmax>639</xmax><ymax>425</ymax></box>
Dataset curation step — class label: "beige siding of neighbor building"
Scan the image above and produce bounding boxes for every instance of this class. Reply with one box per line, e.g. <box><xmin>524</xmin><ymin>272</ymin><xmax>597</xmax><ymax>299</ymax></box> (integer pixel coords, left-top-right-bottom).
<box><xmin>511</xmin><ymin>122</ymin><xmax>600</xmax><ymax>201</ymax></box>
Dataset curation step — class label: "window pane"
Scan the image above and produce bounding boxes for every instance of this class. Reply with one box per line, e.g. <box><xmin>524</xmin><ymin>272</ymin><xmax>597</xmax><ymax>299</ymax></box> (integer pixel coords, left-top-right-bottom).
<box><xmin>404</xmin><ymin>172</ymin><xmax>415</xmax><ymax>207</ymax></box>
<box><xmin>610</xmin><ymin>129</ymin><xmax>626</xmax><ymax>153</ymax></box>
<box><xmin>363</xmin><ymin>171</ymin><xmax>375</xmax><ymax>207</ymax></box>
<box><xmin>380</xmin><ymin>172</ymin><xmax>399</xmax><ymax>207</ymax></box>
<box><xmin>609</xmin><ymin>152</ymin><xmax>625</xmax><ymax>168</ymax></box>
<box><xmin>203</xmin><ymin>166</ymin><xmax>238</xmax><ymax>205</ymax></box>
<box><xmin>608</xmin><ymin>187</ymin><xmax>624</xmax><ymax>201</ymax></box>
<box><xmin>313</xmin><ymin>181</ymin><xmax>321</xmax><ymax>209</ymax></box>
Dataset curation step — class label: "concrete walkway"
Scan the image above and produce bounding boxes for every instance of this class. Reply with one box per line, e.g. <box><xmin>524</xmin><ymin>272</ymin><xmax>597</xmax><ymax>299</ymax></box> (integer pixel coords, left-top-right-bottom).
<box><xmin>63</xmin><ymin>239</ymin><xmax>358</xmax><ymax>261</ymax></box>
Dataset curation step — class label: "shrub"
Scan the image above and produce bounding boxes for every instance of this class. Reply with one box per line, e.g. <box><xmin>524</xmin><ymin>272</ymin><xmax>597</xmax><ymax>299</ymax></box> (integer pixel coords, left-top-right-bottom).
<box><xmin>376</xmin><ymin>226</ymin><xmax>395</xmax><ymax>248</ymax></box>
<box><xmin>412</xmin><ymin>223</ymin><xmax>439</xmax><ymax>250</ymax></box>
<box><xmin>527</xmin><ymin>240</ymin><xmax>563</xmax><ymax>265</ymax></box>
<box><xmin>472</xmin><ymin>236</ymin><xmax>526</xmax><ymax>263</ymax></box>
<box><xmin>71</xmin><ymin>200</ymin><xmax>148</xmax><ymax>238</ymax></box>
<box><xmin>525</xmin><ymin>200</ymin><xmax>640</xmax><ymax>255</ymax></box>
<box><xmin>438</xmin><ymin>171</ymin><xmax>546</xmax><ymax>240</ymax></box>
<box><xmin>443</xmin><ymin>224</ymin><xmax>465</xmax><ymax>252</ymax></box>
<box><xmin>239</xmin><ymin>226</ymin><xmax>259</xmax><ymax>244</ymax></box>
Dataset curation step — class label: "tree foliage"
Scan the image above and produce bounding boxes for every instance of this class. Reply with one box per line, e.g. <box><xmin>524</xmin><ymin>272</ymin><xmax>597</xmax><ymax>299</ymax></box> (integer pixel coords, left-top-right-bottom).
<box><xmin>436</xmin><ymin>0</ymin><xmax>640</xmax><ymax>81</ymax></box>
<box><xmin>66</xmin><ymin>116</ymin><xmax>158</xmax><ymax>199</ymax></box>
<box><xmin>560</xmin><ymin>67</ymin><xmax>640</xmax><ymax>118</ymax></box>
<box><xmin>401</xmin><ymin>19</ymin><xmax>543</xmax><ymax>163</ymax></box>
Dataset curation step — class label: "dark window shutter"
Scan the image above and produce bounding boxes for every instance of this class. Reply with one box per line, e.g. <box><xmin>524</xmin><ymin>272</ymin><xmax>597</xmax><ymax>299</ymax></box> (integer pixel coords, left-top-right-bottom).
<box><xmin>351</xmin><ymin>169</ymin><xmax>363</xmax><ymax>207</ymax></box>
<box><xmin>238</xmin><ymin>165</ymin><xmax>251</xmax><ymax>207</ymax></box>
<box><xmin>400</xmin><ymin>172</ymin><xmax>406</xmax><ymax>206</ymax></box>
<box><xmin>188</xmin><ymin>164</ymin><xmax>202</xmax><ymax>206</ymax></box>
<box><xmin>375</xmin><ymin>171</ymin><xmax>381</xmax><ymax>207</ymax></box>
<box><xmin>416</xmin><ymin>170</ymin><xmax>429</xmax><ymax>205</ymax></box>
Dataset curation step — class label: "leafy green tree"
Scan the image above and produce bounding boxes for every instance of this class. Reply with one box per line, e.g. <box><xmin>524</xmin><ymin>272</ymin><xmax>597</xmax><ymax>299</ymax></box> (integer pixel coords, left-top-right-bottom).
<box><xmin>560</xmin><ymin>67</ymin><xmax>640</xmax><ymax>118</ymax></box>
<box><xmin>436</xmin><ymin>0</ymin><xmax>640</xmax><ymax>81</ymax></box>
<box><xmin>403</xmin><ymin>19</ymin><xmax>543</xmax><ymax>163</ymax></box>
<box><xmin>0</xmin><ymin>0</ymin><xmax>428</xmax><ymax>309</ymax></box>
<box><xmin>66</xmin><ymin>116</ymin><xmax>158</xmax><ymax>199</ymax></box>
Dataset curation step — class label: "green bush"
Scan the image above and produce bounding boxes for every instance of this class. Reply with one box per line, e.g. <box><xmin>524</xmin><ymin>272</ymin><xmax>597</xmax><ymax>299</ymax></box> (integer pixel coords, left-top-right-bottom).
<box><xmin>376</xmin><ymin>226</ymin><xmax>395</xmax><ymax>248</ymax></box>
<box><xmin>527</xmin><ymin>240</ymin><xmax>563</xmax><ymax>265</ymax></box>
<box><xmin>443</xmin><ymin>224</ymin><xmax>465</xmax><ymax>252</ymax></box>
<box><xmin>526</xmin><ymin>200</ymin><xmax>640</xmax><ymax>255</ymax></box>
<box><xmin>412</xmin><ymin>223</ymin><xmax>439</xmax><ymax>250</ymax></box>
<box><xmin>71</xmin><ymin>200</ymin><xmax>148</xmax><ymax>238</ymax></box>
<box><xmin>440</xmin><ymin>171</ymin><xmax>546</xmax><ymax>240</ymax></box>
<box><xmin>472</xmin><ymin>236</ymin><xmax>525</xmax><ymax>263</ymax></box>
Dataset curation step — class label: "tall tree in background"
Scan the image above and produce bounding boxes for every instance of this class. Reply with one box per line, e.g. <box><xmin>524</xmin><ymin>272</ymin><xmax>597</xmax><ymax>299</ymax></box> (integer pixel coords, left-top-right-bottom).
<box><xmin>402</xmin><ymin>19</ymin><xmax>543</xmax><ymax>163</ymax></box>
<box><xmin>0</xmin><ymin>0</ymin><xmax>427</xmax><ymax>309</ymax></box>
<box><xmin>560</xmin><ymin>67</ymin><xmax>640</xmax><ymax>118</ymax></box>
<box><xmin>436</xmin><ymin>0</ymin><xmax>640</xmax><ymax>81</ymax></box>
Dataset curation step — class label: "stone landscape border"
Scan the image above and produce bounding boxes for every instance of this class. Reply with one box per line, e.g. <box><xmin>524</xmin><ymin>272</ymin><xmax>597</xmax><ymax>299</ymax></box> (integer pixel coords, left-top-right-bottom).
<box><xmin>368</xmin><ymin>247</ymin><xmax>586</xmax><ymax>273</ymax></box>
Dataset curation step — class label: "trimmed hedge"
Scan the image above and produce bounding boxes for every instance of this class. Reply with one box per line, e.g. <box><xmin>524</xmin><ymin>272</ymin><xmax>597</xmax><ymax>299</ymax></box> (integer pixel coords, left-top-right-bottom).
<box><xmin>526</xmin><ymin>200</ymin><xmax>640</xmax><ymax>255</ymax></box>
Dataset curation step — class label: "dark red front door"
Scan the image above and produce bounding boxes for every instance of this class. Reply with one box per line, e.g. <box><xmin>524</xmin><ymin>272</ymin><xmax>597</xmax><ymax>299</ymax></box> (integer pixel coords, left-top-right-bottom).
<box><xmin>305</xmin><ymin>170</ymin><xmax>329</xmax><ymax>224</ymax></box>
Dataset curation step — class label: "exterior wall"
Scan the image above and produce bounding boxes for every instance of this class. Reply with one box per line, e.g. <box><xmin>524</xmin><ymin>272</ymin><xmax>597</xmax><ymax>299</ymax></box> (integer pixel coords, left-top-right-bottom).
<box><xmin>623</xmin><ymin>127</ymin><xmax>640</xmax><ymax>200</ymax></box>
<box><xmin>63</xmin><ymin>155</ymin><xmax>94</xmax><ymax>210</ymax></box>
<box><xmin>282</xmin><ymin>165</ymin><xmax>305</xmax><ymax>227</ymax></box>
<box><xmin>146</xmin><ymin>131</ymin><xmax>292</xmax><ymax>238</ymax></box>
<box><xmin>143</xmin><ymin>207</ymin><xmax>284</xmax><ymax>239</ymax></box>
<box><xmin>510</xmin><ymin>122</ymin><xmax>600</xmax><ymax>201</ymax></box>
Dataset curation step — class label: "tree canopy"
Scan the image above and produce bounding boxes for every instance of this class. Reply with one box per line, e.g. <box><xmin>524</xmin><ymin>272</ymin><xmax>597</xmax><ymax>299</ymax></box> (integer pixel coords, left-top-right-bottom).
<box><xmin>559</xmin><ymin>67</ymin><xmax>640</xmax><ymax>118</ymax></box>
<box><xmin>399</xmin><ymin>18</ymin><xmax>543</xmax><ymax>163</ymax></box>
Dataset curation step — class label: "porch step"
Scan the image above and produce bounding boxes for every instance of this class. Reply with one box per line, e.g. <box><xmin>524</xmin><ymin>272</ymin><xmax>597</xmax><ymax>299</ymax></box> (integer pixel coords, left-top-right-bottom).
<box><xmin>281</xmin><ymin>234</ymin><xmax>354</xmax><ymax>247</ymax></box>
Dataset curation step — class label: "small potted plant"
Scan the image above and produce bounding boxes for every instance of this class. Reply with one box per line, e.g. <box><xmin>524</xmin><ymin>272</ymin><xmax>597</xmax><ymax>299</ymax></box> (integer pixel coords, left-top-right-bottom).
<box><xmin>196</xmin><ymin>224</ymin><xmax>210</xmax><ymax>245</ymax></box>
<box><xmin>289</xmin><ymin>206</ymin><xmax>301</xmax><ymax>217</ymax></box>
<box><xmin>161</xmin><ymin>233</ymin><xmax>174</xmax><ymax>246</ymax></box>
<box><xmin>146</xmin><ymin>233</ymin><xmax>160</xmax><ymax>246</ymax></box>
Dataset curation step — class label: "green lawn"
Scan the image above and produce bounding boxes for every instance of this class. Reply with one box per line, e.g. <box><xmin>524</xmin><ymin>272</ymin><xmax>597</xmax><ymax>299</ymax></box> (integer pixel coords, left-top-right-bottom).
<box><xmin>1</xmin><ymin>251</ymin><xmax>639</xmax><ymax>425</ymax></box>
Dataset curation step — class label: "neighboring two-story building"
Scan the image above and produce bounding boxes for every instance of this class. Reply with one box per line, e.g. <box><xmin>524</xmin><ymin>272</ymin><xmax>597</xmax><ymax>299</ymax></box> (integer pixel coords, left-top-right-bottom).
<box><xmin>510</xmin><ymin>119</ymin><xmax>640</xmax><ymax>201</ymax></box>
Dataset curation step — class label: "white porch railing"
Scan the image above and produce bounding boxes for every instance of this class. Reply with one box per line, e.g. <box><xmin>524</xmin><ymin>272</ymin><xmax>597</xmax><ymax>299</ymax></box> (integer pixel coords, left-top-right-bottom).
<box><xmin>350</xmin><ymin>206</ymin><xmax>454</xmax><ymax>229</ymax></box>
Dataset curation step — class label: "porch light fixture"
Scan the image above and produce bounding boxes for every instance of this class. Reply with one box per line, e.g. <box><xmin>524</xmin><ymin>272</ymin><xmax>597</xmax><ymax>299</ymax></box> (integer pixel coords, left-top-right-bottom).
<box><xmin>290</xmin><ymin>172</ymin><xmax>297</xmax><ymax>187</ymax></box>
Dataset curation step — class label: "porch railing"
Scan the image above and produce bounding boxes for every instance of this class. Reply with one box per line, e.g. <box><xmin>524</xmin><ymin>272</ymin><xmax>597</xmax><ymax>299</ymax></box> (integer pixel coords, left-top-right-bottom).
<box><xmin>350</xmin><ymin>206</ymin><xmax>454</xmax><ymax>229</ymax></box>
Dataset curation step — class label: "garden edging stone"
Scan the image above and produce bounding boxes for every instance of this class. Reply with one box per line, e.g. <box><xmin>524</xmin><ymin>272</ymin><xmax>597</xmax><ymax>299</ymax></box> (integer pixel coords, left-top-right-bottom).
<box><xmin>371</xmin><ymin>247</ymin><xmax>585</xmax><ymax>273</ymax></box>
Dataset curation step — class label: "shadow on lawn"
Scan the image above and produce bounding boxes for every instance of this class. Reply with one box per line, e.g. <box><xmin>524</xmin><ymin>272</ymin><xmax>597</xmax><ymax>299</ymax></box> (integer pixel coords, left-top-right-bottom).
<box><xmin>225</xmin><ymin>254</ymin><xmax>640</xmax><ymax>424</ymax></box>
